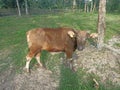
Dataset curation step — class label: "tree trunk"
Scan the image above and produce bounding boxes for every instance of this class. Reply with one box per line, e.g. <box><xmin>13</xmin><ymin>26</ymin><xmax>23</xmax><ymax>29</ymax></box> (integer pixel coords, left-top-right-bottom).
<box><xmin>16</xmin><ymin>0</ymin><xmax>21</xmax><ymax>16</ymax></box>
<box><xmin>84</xmin><ymin>2</ymin><xmax>87</xmax><ymax>12</ymax></box>
<box><xmin>79</xmin><ymin>0</ymin><xmax>82</xmax><ymax>12</ymax></box>
<box><xmin>73</xmin><ymin>0</ymin><xmax>77</xmax><ymax>11</ymax></box>
<box><xmin>25</xmin><ymin>0</ymin><xmax>29</xmax><ymax>15</ymax></box>
<box><xmin>93</xmin><ymin>0</ymin><xmax>96</xmax><ymax>12</ymax></box>
<box><xmin>90</xmin><ymin>1</ymin><xmax>93</xmax><ymax>12</ymax></box>
<box><xmin>86</xmin><ymin>3</ymin><xmax>89</xmax><ymax>12</ymax></box>
<box><xmin>97</xmin><ymin>0</ymin><xmax>106</xmax><ymax>49</ymax></box>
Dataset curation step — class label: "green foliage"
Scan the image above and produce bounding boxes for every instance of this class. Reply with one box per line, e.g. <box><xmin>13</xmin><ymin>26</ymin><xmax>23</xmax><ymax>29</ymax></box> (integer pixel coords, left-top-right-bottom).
<box><xmin>0</xmin><ymin>0</ymin><xmax>120</xmax><ymax>13</ymax></box>
<box><xmin>106</xmin><ymin>0</ymin><xmax>120</xmax><ymax>13</ymax></box>
<box><xmin>0</xmin><ymin>0</ymin><xmax>25</xmax><ymax>8</ymax></box>
<box><xmin>28</xmin><ymin>0</ymin><xmax>73</xmax><ymax>9</ymax></box>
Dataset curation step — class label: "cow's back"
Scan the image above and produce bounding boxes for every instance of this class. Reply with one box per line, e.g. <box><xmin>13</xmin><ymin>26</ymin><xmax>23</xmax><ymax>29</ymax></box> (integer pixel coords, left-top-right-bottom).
<box><xmin>26</xmin><ymin>27</ymin><xmax>75</xmax><ymax>52</ymax></box>
<box><xmin>26</xmin><ymin>28</ymin><xmax>46</xmax><ymax>49</ymax></box>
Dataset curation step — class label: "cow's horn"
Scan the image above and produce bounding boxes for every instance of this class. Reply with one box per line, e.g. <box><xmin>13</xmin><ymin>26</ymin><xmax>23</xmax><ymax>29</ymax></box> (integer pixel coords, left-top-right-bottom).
<box><xmin>68</xmin><ymin>31</ymin><xmax>75</xmax><ymax>38</ymax></box>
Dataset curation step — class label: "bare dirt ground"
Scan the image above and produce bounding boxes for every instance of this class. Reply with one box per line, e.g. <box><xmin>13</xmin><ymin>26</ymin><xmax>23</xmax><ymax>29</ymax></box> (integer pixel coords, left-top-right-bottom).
<box><xmin>14</xmin><ymin>68</ymin><xmax>59</xmax><ymax>90</ymax></box>
<box><xmin>0</xmin><ymin>35</ymin><xmax>120</xmax><ymax>90</ymax></box>
<box><xmin>0</xmin><ymin>67</ymin><xmax>59</xmax><ymax>90</ymax></box>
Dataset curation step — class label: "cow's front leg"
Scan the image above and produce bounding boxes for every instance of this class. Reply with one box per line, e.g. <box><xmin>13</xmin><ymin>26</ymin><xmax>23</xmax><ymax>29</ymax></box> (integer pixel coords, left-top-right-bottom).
<box><xmin>67</xmin><ymin>58</ymin><xmax>73</xmax><ymax>69</ymax></box>
<box><xmin>64</xmin><ymin>50</ymin><xmax>74</xmax><ymax>69</ymax></box>
<box><xmin>67</xmin><ymin>58</ymin><xmax>77</xmax><ymax>72</ymax></box>
<box><xmin>63</xmin><ymin>58</ymin><xmax>75</xmax><ymax>71</ymax></box>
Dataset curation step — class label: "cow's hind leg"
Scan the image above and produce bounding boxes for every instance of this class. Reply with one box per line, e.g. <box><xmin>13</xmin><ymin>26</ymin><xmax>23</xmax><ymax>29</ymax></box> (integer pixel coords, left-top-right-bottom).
<box><xmin>35</xmin><ymin>53</ymin><xmax>43</xmax><ymax>67</ymax></box>
<box><xmin>24</xmin><ymin>50</ymin><xmax>35</xmax><ymax>73</ymax></box>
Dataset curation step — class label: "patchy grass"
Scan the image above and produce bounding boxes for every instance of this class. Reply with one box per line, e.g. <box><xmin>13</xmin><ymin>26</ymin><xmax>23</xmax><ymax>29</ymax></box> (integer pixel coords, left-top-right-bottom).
<box><xmin>105</xmin><ymin>14</ymin><xmax>120</xmax><ymax>41</ymax></box>
<box><xmin>0</xmin><ymin>12</ymin><xmax>120</xmax><ymax>89</ymax></box>
<box><xmin>113</xmin><ymin>43</ymin><xmax>120</xmax><ymax>48</ymax></box>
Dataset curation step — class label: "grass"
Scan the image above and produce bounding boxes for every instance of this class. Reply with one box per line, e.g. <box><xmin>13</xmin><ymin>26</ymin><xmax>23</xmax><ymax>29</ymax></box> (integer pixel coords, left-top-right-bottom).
<box><xmin>0</xmin><ymin>12</ymin><xmax>120</xmax><ymax>89</ymax></box>
<box><xmin>114</xmin><ymin>43</ymin><xmax>120</xmax><ymax>47</ymax></box>
<box><xmin>59</xmin><ymin>66</ymin><xmax>95</xmax><ymax>90</ymax></box>
<box><xmin>105</xmin><ymin>14</ymin><xmax>120</xmax><ymax>41</ymax></box>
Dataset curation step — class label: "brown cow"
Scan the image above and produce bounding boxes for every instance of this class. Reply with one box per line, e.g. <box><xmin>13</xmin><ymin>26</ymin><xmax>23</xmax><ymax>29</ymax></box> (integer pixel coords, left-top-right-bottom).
<box><xmin>25</xmin><ymin>27</ymin><xmax>89</xmax><ymax>72</ymax></box>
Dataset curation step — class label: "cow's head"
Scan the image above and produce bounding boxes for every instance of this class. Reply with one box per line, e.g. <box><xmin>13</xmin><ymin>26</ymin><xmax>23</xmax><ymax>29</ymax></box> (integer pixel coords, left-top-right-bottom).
<box><xmin>68</xmin><ymin>30</ymin><xmax>90</xmax><ymax>51</ymax></box>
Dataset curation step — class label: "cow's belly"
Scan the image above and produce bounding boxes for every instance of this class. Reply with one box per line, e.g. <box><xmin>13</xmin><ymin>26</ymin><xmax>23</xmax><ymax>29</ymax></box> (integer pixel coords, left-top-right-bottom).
<box><xmin>41</xmin><ymin>42</ymin><xmax>64</xmax><ymax>52</ymax></box>
<box><xmin>42</xmin><ymin>47</ymin><xmax>64</xmax><ymax>52</ymax></box>
<box><xmin>50</xmin><ymin>52</ymin><xmax>63</xmax><ymax>55</ymax></box>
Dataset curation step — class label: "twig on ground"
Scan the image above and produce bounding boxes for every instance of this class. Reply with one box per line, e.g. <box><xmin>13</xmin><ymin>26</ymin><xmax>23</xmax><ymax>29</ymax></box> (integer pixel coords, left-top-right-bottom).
<box><xmin>93</xmin><ymin>78</ymin><xmax>99</xmax><ymax>90</ymax></box>
<box><xmin>103</xmin><ymin>44</ymin><xmax>120</xmax><ymax>55</ymax></box>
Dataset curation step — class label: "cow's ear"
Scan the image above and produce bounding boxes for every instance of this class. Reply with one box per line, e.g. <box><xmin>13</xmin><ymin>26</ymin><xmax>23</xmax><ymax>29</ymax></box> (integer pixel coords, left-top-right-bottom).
<box><xmin>90</xmin><ymin>33</ymin><xmax>98</xmax><ymax>38</ymax></box>
<box><xmin>68</xmin><ymin>31</ymin><xmax>76</xmax><ymax>38</ymax></box>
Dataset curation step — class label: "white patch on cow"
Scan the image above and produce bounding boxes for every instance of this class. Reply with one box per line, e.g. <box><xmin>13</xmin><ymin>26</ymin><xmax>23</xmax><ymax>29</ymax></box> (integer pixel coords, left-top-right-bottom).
<box><xmin>27</xmin><ymin>34</ymin><xmax>30</xmax><ymax>42</ymax></box>
<box><xmin>68</xmin><ymin>31</ymin><xmax>75</xmax><ymax>38</ymax></box>
<box><xmin>90</xmin><ymin>33</ymin><xmax>98</xmax><ymax>38</ymax></box>
<box><xmin>25</xmin><ymin>61</ymin><xmax>30</xmax><ymax>69</ymax></box>
<box><xmin>27</xmin><ymin>32</ymin><xmax>32</xmax><ymax>48</ymax></box>
<box><xmin>26</xmin><ymin>56</ymin><xmax>31</xmax><ymax>61</ymax></box>
<box><xmin>50</xmin><ymin>52</ymin><xmax>62</xmax><ymax>55</ymax></box>
<box><xmin>25</xmin><ymin>56</ymin><xmax>32</xmax><ymax>72</ymax></box>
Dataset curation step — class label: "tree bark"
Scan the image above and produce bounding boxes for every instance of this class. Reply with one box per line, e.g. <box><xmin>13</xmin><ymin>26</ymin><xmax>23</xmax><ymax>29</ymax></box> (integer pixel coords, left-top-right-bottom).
<box><xmin>16</xmin><ymin>0</ymin><xmax>21</xmax><ymax>16</ymax></box>
<box><xmin>84</xmin><ymin>2</ymin><xmax>87</xmax><ymax>12</ymax></box>
<box><xmin>25</xmin><ymin>0</ymin><xmax>29</xmax><ymax>15</ymax></box>
<box><xmin>97</xmin><ymin>0</ymin><xmax>106</xmax><ymax>49</ymax></box>
<box><xmin>73</xmin><ymin>0</ymin><xmax>77</xmax><ymax>11</ymax></box>
<box><xmin>93</xmin><ymin>0</ymin><xmax>96</xmax><ymax>12</ymax></box>
<box><xmin>86</xmin><ymin>3</ymin><xmax>89</xmax><ymax>12</ymax></box>
<box><xmin>90</xmin><ymin>1</ymin><xmax>93</xmax><ymax>12</ymax></box>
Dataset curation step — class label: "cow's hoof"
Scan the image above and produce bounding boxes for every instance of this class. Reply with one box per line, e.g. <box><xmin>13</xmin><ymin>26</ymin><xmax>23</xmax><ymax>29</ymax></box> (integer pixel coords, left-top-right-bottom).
<box><xmin>35</xmin><ymin>64</ymin><xmax>42</xmax><ymax>68</ymax></box>
<box><xmin>23</xmin><ymin>67</ymin><xmax>30</xmax><ymax>73</ymax></box>
<box><xmin>71</xmin><ymin>67</ymin><xmax>77</xmax><ymax>72</ymax></box>
<box><xmin>47</xmin><ymin>70</ymin><xmax>52</xmax><ymax>74</ymax></box>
